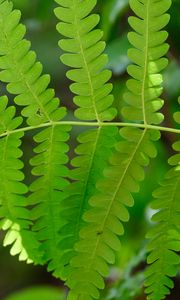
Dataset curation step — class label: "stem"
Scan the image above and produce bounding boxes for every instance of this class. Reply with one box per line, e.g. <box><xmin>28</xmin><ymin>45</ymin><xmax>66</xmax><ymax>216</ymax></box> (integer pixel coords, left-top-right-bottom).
<box><xmin>0</xmin><ymin>121</ymin><xmax>180</xmax><ymax>138</ymax></box>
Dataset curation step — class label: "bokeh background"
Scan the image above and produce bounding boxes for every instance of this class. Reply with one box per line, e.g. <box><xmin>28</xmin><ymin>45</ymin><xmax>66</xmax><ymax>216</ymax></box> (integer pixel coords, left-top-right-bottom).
<box><xmin>0</xmin><ymin>0</ymin><xmax>180</xmax><ymax>299</ymax></box>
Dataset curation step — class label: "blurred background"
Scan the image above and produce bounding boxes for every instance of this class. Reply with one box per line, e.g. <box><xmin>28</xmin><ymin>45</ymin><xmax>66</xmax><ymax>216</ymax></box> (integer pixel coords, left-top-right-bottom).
<box><xmin>0</xmin><ymin>0</ymin><xmax>180</xmax><ymax>299</ymax></box>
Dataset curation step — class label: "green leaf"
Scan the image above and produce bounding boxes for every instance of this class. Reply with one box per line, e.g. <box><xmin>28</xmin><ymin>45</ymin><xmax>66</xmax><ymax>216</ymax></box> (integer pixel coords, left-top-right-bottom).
<box><xmin>0</xmin><ymin>0</ymin><xmax>72</xmax><ymax>271</ymax></box>
<box><xmin>145</xmin><ymin>97</ymin><xmax>180</xmax><ymax>300</ymax></box>
<box><xmin>0</xmin><ymin>96</ymin><xmax>42</xmax><ymax>263</ymax></box>
<box><xmin>29</xmin><ymin>124</ymin><xmax>71</xmax><ymax>272</ymax></box>
<box><xmin>0</xmin><ymin>0</ymin><xmax>66</xmax><ymax>126</ymax></box>
<box><xmin>54</xmin><ymin>0</ymin><xmax>119</xmax><ymax>282</ymax></box>
<box><xmin>55</xmin><ymin>126</ymin><xmax>118</xmax><ymax>280</ymax></box>
<box><xmin>55</xmin><ymin>0</ymin><xmax>117</xmax><ymax>122</ymax></box>
<box><xmin>66</xmin><ymin>127</ymin><xmax>160</xmax><ymax>300</ymax></box>
<box><xmin>122</xmin><ymin>0</ymin><xmax>171</xmax><ymax>125</ymax></box>
<box><xmin>5</xmin><ymin>286</ymin><xmax>65</xmax><ymax>300</ymax></box>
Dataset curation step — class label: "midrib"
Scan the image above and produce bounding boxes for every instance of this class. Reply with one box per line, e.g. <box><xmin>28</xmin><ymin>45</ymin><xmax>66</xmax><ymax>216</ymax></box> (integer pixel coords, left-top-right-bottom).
<box><xmin>72</xmin><ymin>0</ymin><xmax>101</xmax><ymax>123</ymax></box>
<box><xmin>141</xmin><ymin>0</ymin><xmax>150</xmax><ymax>125</ymax></box>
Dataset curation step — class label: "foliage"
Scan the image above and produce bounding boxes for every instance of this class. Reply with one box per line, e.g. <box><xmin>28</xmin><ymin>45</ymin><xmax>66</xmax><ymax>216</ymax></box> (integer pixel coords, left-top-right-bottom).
<box><xmin>4</xmin><ymin>286</ymin><xmax>64</xmax><ymax>300</ymax></box>
<box><xmin>145</xmin><ymin>97</ymin><xmax>180</xmax><ymax>300</ymax></box>
<box><xmin>0</xmin><ymin>0</ymin><xmax>179</xmax><ymax>300</ymax></box>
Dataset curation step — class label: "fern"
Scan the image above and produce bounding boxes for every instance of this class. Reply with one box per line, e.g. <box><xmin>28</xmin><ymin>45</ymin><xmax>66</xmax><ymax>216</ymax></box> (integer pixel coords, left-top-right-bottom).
<box><xmin>122</xmin><ymin>0</ymin><xmax>171</xmax><ymax>125</ymax></box>
<box><xmin>0</xmin><ymin>0</ymin><xmax>179</xmax><ymax>300</ymax></box>
<box><xmin>66</xmin><ymin>128</ymin><xmax>160</xmax><ymax>300</ymax></box>
<box><xmin>0</xmin><ymin>0</ymin><xmax>65</xmax><ymax>125</ymax></box>
<box><xmin>0</xmin><ymin>0</ymin><xmax>71</xmax><ymax>270</ymax></box>
<box><xmin>0</xmin><ymin>96</ymin><xmax>41</xmax><ymax>263</ymax></box>
<box><xmin>55</xmin><ymin>126</ymin><xmax>118</xmax><ymax>279</ymax></box>
<box><xmin>54</xmin><ymin>0</ymin><xmax>117</xmax><ymax>122</ymax></box>
<box><xmin>145</xmin><ymin>97</ymin><xmax>180</xmax><ymax>300</ymax></box>
<box><xmin>64</xmin><ymin>0</ymin><xmax>171</xmax><ymax>298</ymax></box>
<box><xmin>54</xmin><ymin>0</ymin><xmax>118</xmax><ymax>279</ymax></box>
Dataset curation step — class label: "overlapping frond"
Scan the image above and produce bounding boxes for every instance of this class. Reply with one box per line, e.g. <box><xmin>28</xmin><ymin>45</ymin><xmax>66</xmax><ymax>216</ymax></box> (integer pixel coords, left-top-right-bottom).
<box><xmin>0</xmin><ymin>0</ymin><xmax>71</xmax><ymax>271</ymax></box>
<box><xmin>54</xmin><ymin>0</ymin><xmax>119</xmax><ymax>280</ymax></box>
<box><xmin>0</xmin><ymin>1</ymin><xmax>178</xmax><ymax>300</ymax></box>
<box><xmin>60</xmin><ymin>0</ymin><xmax>172</xmax><ymax>298</ymax></box>
<box><xmin>66</xmin><ymin>128</ymin><xmax>160</xmax><ymax>300</ymax></box>
<box><xmin>55</xmin><ymin>126</ymin><xmax>118</xmax><ymax>279</ymax></box>
<box><xmin>54</xmin><ymin>0</ymin><xmax>117</xmax><ymax>121</ymax></box>
<box><xmin>122</xmin><ymin>0</ymin><xmax>171</xmax><ymax>124</ymax></box>
<box><xmin>145</xmin><ymin>99</ymin><xmax>180</xmax><ymax>300</ymax></box>
<box><xmin>29</xmin><ymin>124</ymin><xmax>71</xmax><ymax>271</ymax></box>
<box><xmin>0</xmin><ymin>96</ymin><xmax>42</xmax><ymax>263</ymax></box>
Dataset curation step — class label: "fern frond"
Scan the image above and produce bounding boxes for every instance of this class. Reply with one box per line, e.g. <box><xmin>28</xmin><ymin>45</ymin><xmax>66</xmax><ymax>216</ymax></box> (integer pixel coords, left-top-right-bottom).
<box><xmin>54</xmin><ymin>0</ymin><xmax>117</xmax><ymax>122</ymax></box>
<box><xmin>145</xmin><ymin>99</ymin><xmax>180</xmax><ymax>300</ymax></box>
<box><xmin>0</xmin><ymin>96</ymin><xmax>42</xmax><ymax>263</ymax></box>
<box><xmin>0</xmin><ymin>0</ymin><xmax>66</xmax><ymax>126</ymax></box>
<box><xmin>57</xmin><ymin>0</ymin><xmax>172</xmax><ymax>297</ymax></box>
<box><xmin>122</xmin><ymin>0</ymin><xmax>171</xmax><ymax>125</ymax></box>
<box><xmin>0</xmin><ymin>2</ymin><xmax>178</xmax><ymax>300</ymax></box>
<box><xmin>53</xmin><ymin>0</ymin><xmax>119</xmax><ymax>280</ymax></box>
<box><xmin>55</xmin><ymin>126</ymin><xmax>118</xmax><ymax>280</ymax></box>
<box><xmin>29</xmin><ymin>124</ymin><xmax>71</xmax><ymax>272</ymax></box>
<box><xmin>0</xmin><ymin>0</ymin><xmax>72</xmax><ymax>271</ymax></box>
<box><xmin>66</xmin><ymin>127</ymin><xmax>160</xmax><ymax>300</ymax></box>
